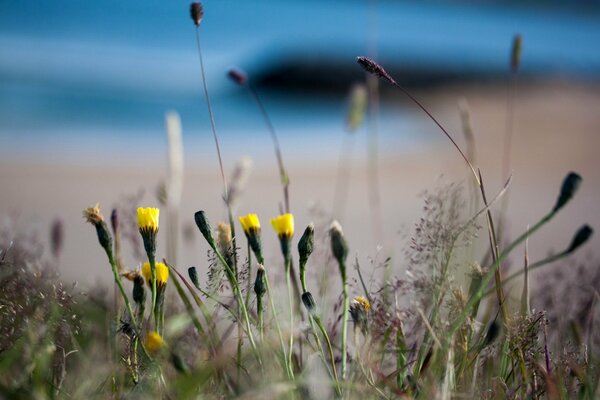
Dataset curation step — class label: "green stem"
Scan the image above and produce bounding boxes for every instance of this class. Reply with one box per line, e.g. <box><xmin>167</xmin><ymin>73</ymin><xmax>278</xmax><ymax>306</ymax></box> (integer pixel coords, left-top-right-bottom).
<box><xmin>148</xmin><ymin>254</ymin><xmax>158</xmax><ymax>330</ymax></box>
<box><xmin>285</xmin><ymin>256</ymin><xmax>295</xmax><ymax>372</ymax></box>
<box><xmin>448</xmin><ymin>211</ymin><xmax>554</xmax><ymax>340</ymax></box>
<box><xmin>213</xmin><ymin>247</ymin><xmax>261</xmax><ymax>364</ymax></box>
<box><xmin>105</xmin><ymin>250</ymin><xmax>152</xmax><ymax>363</ymax></box>
<box><xmin>341</xmin><ymin>265</ymin><xmax>349</xmax><ymax>380</ymax></box>
<box><xmin>314</xmin><ymin>315</ymin><xmax>341</xmax><ymax>396</ymax></box>
<box><xmin>264</xmin><ymin>270</ymin><xmax>293</xmax><ymax>379</ymax></box>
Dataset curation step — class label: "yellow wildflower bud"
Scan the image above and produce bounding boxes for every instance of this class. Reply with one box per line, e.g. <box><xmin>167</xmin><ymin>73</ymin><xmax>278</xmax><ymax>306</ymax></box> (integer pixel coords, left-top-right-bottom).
<box><xmin>142</xmin><ymin>262</ymin><xmax>169</xmax><ymax>287</ymax></box>
<box><xmin>145</xmin><ymin>331</ymin><xmax>165</xmax><ymax>353</ymax></box>
<box><xmin>137</xmin><ymin>207</ymin><xmax>159</xmax><ymax>259</ymax></box>
<box><xmin>137</xmin><ymin>207</ymin><xmax>160</xmax><ymax>234</ymax></box>
<box><xmin>353</xmin><ymin>296</ymin><xmax>371</xmax><ymax>313</ymax></box>
<box><xmin>271</xmin><ymin>213</ymin><xmax>294</xmax><ymax>238</ymax></box>
<box><xmin>240</xmin><ymin>214</ymin><xmax>264</xmax><ymax>264</ymax></box>
<box><xmin>239</xmin><ymin>213</ymin><xmax>261</xmax><ymax>235</ymax></box>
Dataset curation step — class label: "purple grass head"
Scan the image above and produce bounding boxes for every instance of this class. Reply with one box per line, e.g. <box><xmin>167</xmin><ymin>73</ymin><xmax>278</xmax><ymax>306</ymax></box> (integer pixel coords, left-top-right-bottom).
<box><xmin>356</xmin><ymin>56</ymin><xmax>396</xmax><ymax>84</ymax></box>
<box><xmin>227</xmin><ymin>68</ymin><xmax>247</xmax><ymax>86</ymax></box>
<box><xmin>190</xmin><ymin>2</ymin><xmax>204</xmax><ymax>27</ymax></box>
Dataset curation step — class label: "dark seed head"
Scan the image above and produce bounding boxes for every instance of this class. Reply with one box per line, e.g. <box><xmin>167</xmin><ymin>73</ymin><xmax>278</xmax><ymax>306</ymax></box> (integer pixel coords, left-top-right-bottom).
<box><xmin>356</xmin><ymin>56</ymin><xmax>396</xmax><ymax>84</ymax></box>
<box><xmin>567</xmin><ymin>225</ymin><xmax>593</xmax><ymax>253</ymax></box>
<box><xmin>227</xmin><ymin>68</ymin><xmax>247</xmax><ymax>86</ymax></box>
<box><xmin>188</xmin><ymin>266</ymin><xmax>200</xmax><ymax>289</ymax></box>
<box><xmin>190</xmin><ymin>2</ymin><xmax>204</xmax><ymax>27</ymax></box>
<box><xmin>553</xmin><ymin>172</ymin><xmax>582</xmax><ymax>212</ymax></box>
<box><xmin>511</xmin><ymin>34</ymin><xmax>523</xmax><ymax>73</ymax></box>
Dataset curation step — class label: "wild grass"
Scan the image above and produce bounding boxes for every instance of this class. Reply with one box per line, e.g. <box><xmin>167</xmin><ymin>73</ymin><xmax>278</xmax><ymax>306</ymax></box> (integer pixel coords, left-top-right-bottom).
<box><xmin>0</xmin><ymin>3</ymin><xmax>597</xmax><ymax>399</ymax></box>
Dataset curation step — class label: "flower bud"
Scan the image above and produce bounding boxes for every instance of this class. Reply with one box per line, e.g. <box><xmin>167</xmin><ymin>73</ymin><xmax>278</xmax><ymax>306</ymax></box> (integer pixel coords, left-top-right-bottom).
<box><xmin>298</xmin><ymin>223</ymin><xmax>314</xmax><ymax>268</ymax></box>
<box><xmin>566</xmin><ymin>224</ymin><xmax>593</xmax><ymax>253</ymax></box>
<box><xmin>194</xmin><ymin>210</ymin><xmax>216</xmax><ymax>249</ymax></box>
<box><xmin>83</xmin><ymin>204</ymin><xmax>113</xmax><ymax>255</ymax></box>
<box><xmin>188</xmin><ymin>266</ymin><xmax>200</xmax><ymax>289</ymax></box>
<box><xmin>132</xmin><ymin>274</ymin><xmax>146</xmax><ymax>304</ymax></box>
<box><xmin>330</xmin><ymin>220</ymin><xmax>348</xmax><ymax>268</ymax></box>
<box><xmin>553</xmin><ymin>172</ymin><xmax>581</xmax><ymax>212</ymax></box>
<box><xmin>301</xmin><ymin>291</ymin><xmax>318</xmax><ymax>316</ymax></box>
<box><xmin>254</xmin><ymin>264</ymin><xmax>266</xmax><ymax>298</ymax></box>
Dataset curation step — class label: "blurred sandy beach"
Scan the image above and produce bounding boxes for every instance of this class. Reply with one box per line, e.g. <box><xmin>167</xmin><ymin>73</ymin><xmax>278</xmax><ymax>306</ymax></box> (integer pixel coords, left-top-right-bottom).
<box><xmin>1</xmin><ymin>80</ymin><xmax>598</xmax><ymax>290</ymax></box>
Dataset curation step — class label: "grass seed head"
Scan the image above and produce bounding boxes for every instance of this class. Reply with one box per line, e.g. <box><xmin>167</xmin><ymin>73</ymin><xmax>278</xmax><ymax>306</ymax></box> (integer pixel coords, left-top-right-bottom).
<box><xmin>228</xmin><ymin>68</ymin><xmax>247</xmax><ymax>86</ymax></box>
<box><xmin>190</xmin><ymin>2</ymin><xmax>204</xmax><ymax>27</ymax></box>
<box><xmin>356</xmin><ymin>56</ymin><xmax>396</xmax><ymax>84</ymax></box>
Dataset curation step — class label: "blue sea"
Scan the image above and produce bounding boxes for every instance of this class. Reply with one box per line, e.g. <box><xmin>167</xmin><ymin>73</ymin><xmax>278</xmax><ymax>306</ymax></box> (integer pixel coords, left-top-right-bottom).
<box><xmin>1</xmin><ymin>0</ymin><xmax>599</xmax><ymax>165</ymax></box>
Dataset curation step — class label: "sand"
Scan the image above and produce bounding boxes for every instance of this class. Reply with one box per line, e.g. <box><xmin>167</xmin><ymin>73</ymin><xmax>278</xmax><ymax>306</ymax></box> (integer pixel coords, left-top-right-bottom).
<box><xmin>1</xmin><ymin>80</ymin><xmax>599</xmax><ymax>291</ymax></box>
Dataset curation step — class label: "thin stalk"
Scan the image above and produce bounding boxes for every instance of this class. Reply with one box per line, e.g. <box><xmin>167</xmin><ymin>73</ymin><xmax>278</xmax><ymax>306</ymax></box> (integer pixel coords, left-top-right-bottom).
<box><xmin>315</xmin><ymin>315</ymin><xmax>342</xmax><ymax>396</ymax></box>
<box><xmin>340</xmin><ymin>264</ymin><xmax>349</xmax><ymax>380</ymax></box>
<box><xmin>285</xmin><ymin>256</ymin><xmax>295</xmax><ymax>373</ymax></box>
<box><xmin>257</xmin><ymin>295</ymin><xmax>264</xmax><ymax>342</ymax></box>
<box><xmin>149</xmin><ymin>255</ymin><xmax>158</xmax><ymax>330</ymax></box>
<box><xmin>448</xmin><ymin>210</ymin><xmax>554</xmax><ymax>339</ymax></box>
<box><xmin>169</xmin><ymin>266</ymin><xmax>206</xmax><ymax>338</ymax></box>
<box><xmin>194</xmin><ymin>27</ymin><xmax>228</xmax><ymax>198</ymax></box>
<box><xmin>105</xmin><ymin>250</ymin><xmax>153</xmax><ymax>363</ymax></box>
<box><xmin>212</xmin><ymin>248</ymin><xmax>261</xmax><ymax>364</ymax></box>
<box><xmin>264</xmin><ymin>270</ymin><xmax>294</xmax><ymax>379</ymax></box>
<box><xmin>246</xmin><ymin>85</ymin><xmax>290</xmax><ymax>213</ymax></box>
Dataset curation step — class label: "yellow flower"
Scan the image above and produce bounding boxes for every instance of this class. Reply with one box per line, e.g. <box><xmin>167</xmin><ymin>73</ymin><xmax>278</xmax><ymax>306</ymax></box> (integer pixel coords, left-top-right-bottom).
<box><xmin>271</xmin><ymin>213</ymin><xmax>294</xmax><ymax>238</ymax></box>
<box><xmin>353</xmin><ymin>296</ymin><xmax>371</xmax><ymax>313</ymax></box>
<box><xmin>239</xmin><ymin>213</ymin><xmax>261</xmax><ymax>235</ymax></box>
<box><xmin>137</xmin><ymin>207</ymin><xmax>160</xmax><ymax>233</ymax></box>
<box><xmin>145</xmin><ymin>331</ymin><xmax>165</xmax><ymax>352</ymax></box>
<box><xmin>142</xmin><ymin>262</ymin><xmax>169</xmax><ymax>287</ymax></box>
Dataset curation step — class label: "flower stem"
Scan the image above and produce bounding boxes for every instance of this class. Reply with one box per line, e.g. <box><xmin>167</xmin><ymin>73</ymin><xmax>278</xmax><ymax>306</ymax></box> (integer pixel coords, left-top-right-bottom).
<box><xmin>285</xmin><ymin>256</ymin><xmax>294</xmax><ymax>373</ymax></box>
<box><xmin>264</xmin><ymin>270</ymin><xmax>293</xmax><ymax>379</ymax></box>
<box><xmin>340</xmin><ymin>265</ymin><xmax>349</xmax><ymax>380</ymax></box>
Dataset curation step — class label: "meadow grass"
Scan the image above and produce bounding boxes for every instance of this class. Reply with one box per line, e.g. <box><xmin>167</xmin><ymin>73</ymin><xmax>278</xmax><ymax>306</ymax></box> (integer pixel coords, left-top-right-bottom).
<box><xmin>0</xmin><ymin>3</ymin><xmax>597</xmax><ymax>399</ymax></box>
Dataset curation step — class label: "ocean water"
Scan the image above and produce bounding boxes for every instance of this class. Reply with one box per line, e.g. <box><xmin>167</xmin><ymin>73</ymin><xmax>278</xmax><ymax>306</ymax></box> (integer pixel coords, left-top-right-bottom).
<box><xmin>1</xmin><ymin>0</ymin><xmax>599</xmax><ymax>164</ymax></box>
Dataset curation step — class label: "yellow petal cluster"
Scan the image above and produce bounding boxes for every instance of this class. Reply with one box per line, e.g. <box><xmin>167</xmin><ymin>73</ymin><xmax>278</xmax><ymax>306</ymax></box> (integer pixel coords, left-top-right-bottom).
<box><xmin>271</xmin><ymin>213</ymin><xmax>294</xmax><ymax>238</ymax></box>
<box><xmin>353</xmin><ymin>296</ymin><xmax>371</xmax><ymax>313</ymax></box>
<box><xmin>145</xmin><ymin>331</ymin><xmax>165</xmax><ymax>352</ymax></box>
<box><xmin>137</xmin><ymin>207</ymin><xmax>160</xmax><ymax>232</ymax></box>
<box><xmin>142</xmin><ymin>262</ymin><xmax>169</xmax><ymax>286</ymax></box>
<box><xmin>239</xmin><ymin>213</ymin><xmax>261</xmax><ymax>235</ymax></box>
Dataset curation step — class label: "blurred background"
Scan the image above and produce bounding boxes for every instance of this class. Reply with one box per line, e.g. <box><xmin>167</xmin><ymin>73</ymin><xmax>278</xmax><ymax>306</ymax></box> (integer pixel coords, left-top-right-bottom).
<box><xmin>1</xmin><ymin>0</ymin><xmax>599</xmax><ymax>285</ymax></box>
